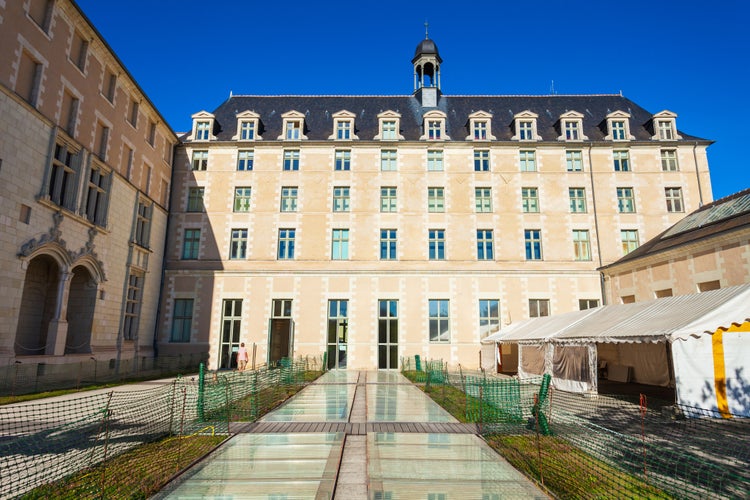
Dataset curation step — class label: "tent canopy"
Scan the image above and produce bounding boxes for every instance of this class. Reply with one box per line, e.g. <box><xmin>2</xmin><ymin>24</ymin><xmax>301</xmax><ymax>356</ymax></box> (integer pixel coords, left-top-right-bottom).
<box><xmin>484</xmin><ymin>284</ymin><xmax>750</xmax><ymax>345</ymax></box>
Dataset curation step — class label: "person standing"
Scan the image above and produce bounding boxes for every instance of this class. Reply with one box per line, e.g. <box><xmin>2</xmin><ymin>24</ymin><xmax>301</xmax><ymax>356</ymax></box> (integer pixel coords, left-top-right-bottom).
<box><xmin>237</xmin><ymin>342</ymin><xmax>249</xmax><ymax>371</ymax></box>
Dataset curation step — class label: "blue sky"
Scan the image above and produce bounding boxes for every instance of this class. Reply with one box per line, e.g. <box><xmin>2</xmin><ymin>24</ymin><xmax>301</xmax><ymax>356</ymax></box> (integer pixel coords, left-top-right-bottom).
<box><xmin>77</xmin><ymin>0</ymin><xmax>749</xmax><ymax>199</ymax></box>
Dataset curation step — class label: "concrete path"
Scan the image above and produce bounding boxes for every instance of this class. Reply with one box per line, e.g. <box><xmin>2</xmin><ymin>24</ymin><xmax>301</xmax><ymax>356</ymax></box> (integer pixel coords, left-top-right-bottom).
<box><xmin>155</xmin><ymin>371</ymin><xmax>548</xmax><ymax>499</ymax></box>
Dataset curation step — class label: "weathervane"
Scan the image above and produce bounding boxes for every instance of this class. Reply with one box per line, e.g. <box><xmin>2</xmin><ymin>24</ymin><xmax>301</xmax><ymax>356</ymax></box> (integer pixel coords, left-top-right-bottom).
<box><xmin>424</xmin><ymin>21</ymin><xmax>429</xmax><ymax>39</ymax></box>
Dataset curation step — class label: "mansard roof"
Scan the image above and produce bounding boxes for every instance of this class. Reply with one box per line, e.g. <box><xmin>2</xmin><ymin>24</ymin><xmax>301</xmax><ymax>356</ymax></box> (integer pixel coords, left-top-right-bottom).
<box><xmin>201</xmin><ymin>94</ymin><xmax>707</xmax><ymax>143</ymax></box>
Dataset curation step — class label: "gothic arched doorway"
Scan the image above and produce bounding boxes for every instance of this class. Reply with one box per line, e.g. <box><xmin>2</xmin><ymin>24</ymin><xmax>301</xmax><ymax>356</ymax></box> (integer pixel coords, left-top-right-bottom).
<box><xmin>65</xmin><ymin>265</ymin><xmax>96</xmax><ymax>354</ymax></box>
<box><xmin>15</xmin><ymin>255</ymin><xmax>60</xmax><ymax>355</ymax></box>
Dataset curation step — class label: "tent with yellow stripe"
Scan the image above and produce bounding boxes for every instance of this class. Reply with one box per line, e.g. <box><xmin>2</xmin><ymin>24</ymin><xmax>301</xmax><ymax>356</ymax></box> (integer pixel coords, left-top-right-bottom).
<box><xmin>483</xmin><ymin>284</ymin><xmax>750</xmax><ymax>417</ymax></box>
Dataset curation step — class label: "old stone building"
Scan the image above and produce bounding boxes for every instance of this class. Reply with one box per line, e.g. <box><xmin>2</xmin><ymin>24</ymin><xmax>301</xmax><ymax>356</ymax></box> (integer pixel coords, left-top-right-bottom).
<box><xmin>158</xmin><ymin>37</ymin><xmax>712</xmax><ymax>370</ymax></box>
<box><xmin>0</xmin><ymin>0</ymin><xmax>177</xmax><ymax>371</ymax></box>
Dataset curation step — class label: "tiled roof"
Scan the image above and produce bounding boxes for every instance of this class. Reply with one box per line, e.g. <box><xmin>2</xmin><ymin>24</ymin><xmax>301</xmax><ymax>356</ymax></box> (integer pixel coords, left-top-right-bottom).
<box><xmin>203</xmin><ymin>93</ymin><xmax>707</xmax><ymax>143</ymax></box>
<box><xmin>601</xmin><ymin>188</ymin><xmax>750</xmax><ymax>269</ymax></box>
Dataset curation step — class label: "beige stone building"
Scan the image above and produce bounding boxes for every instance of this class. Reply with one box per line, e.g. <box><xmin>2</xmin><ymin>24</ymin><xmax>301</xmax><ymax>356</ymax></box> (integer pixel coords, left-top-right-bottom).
<box><xmin>158</xmin><ymin>38</ymin><xmax>713</xmax><ymax>371</ymax></box>
<box><xmin>0</xmin><ymin>0</ymin><xmax>177</xmax><ymax>369</ymax></box>
<box><xmin>601</xmin><ymin>189</ymin><xmax>750</xmax><ymax>302</ymax></box>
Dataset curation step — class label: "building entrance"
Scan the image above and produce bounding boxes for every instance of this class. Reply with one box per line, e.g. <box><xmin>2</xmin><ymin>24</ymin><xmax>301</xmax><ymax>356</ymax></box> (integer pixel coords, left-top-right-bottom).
<box><xmin>378</xmin><ymin>300</ymin><xmax>398</xmax><ymax>369</ymax></box>
<box><xmin>268</xmin><ymin>299</ymin><xmax>294</xmax><ymax>365</ymax></box>
<box><xmin>327</xmin><ymin>300</ymin><xmax>348</xmax><ymax>369</ymax></box>
<box><xmin>218</xmin><ymin>299</ymin><xmax>242</xmax><ymax>369</ymax></box>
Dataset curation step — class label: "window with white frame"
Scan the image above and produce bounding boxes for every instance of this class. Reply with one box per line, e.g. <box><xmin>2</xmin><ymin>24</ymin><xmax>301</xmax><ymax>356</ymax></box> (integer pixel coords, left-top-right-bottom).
<box><xmin>278</xmin><ymin>229</ymin><xmax>296</xmax><ymax>259</ymax></box>
<box><xmin>476</xmin><ymin>230</ymin><xmax>494</xmax><ymax>260</ymax></box>
<box><xmin>572</xmin><ymin>230</ymin><xmax>591</xmax><ymax>261</ymax></box>
<box><xmin>330</xmin><ymin>111</ymin><xmax>357</xmax><ymax>140</ymax></box>
<box><xmin>427</xmin><ymin>120</ymin><xmax>442</xmax><ymax>140</ymax></box>
<box><xmin>429</xmin><ymin>299</ymin><xmax>450</xmax><ymax>343</ymax></box>
<box><xmin>234</xmin><ymin>187</ymin><xmax>252</xmax><ymax>212</ymax></box>
<box><xmin>230</xmin><ymin>229</ymin><xmax>248</xmax><ymax>259</ymax></box>
<box><xmin>579</xmin><ymin>299</ymin><xmax>600</xmax><ymax>310</ymax></box>
<box><xmin>519</xmin><ymin>150</ymin><xmax>536</xmax><ymax>171</ymax></box>
<box><xmin>558</xmin><ymin>112</ymin><xmax>588</xmax><ymax>142</ymax></box>
<box><xmin>195</xmin><ymin>121</ymin><xmax>211</xmax><ymax>141</ymax></box>
<box><xmin>661</xmin><ymin>149</ymin><xmax>678</xmax><ymax>171</ymax></box>
<box><xmin>239</xmin><ymin>121</ymin><xmax>255</xmax><ymax>140</ymax></box>
<box><xmin>611</xmin><ymin>121</ymin><xmax>626</xmax><ymax>140</ymax></box>
<box><xmin>336</xmin><ymin>120</ymin><xmax>352</xmax><ymax>140</ymax></box>
<box><xmin>376</xmin><ymin>111</ymin><xmax>403</xmax><ymax>140</ymax></box>
<box><xmin>187</xmin><ymin>187</ymin><xmax>204</xmax><ymax>212</ymax></box>
<box><xmin>569</xmin><ymin>187</ymin><xmax>586</xmax><ymax>213</ymax></box>
<box><xmin>613</xmin><ymin>150</ymin><xmax>630</xmax><ymax>171</ymax></box>
<box><xmin>429</xmin><ymin>229</ymin><xmax>445</xmax><ymax>260</ymax></box>
<box><xmin>525</xmin><ymin>229</ymin><xmax>542</xmax><ymax>260</ymax></box>
<box><xmin>382</xmin><ymin>120</ymin><xmax>398</xmax><ymax>140</ymax></box>
<box><xmin>192</xmin><ymin>150</ymin><xmax>208</xmax><ymax>171</ymax></box>
<box><xmin>564</xmin><ymin>121</ymin><xmax>580</xmax><ymax>140</ymax></box>
<box><xmin>182</xmin><ymin>229</ymin><xmax>200</xmax><ymax>259</ymax></box>
<box><xmin>233</xmin><ymin>111</ymin><xmax>261</xmax><ymax>141</ymax></box>
<box><xmin>467</xmin><ymin>112</ymin><xmax>495</xmax><ymax>141</ymax></box>
<box><xmin>621</xmin><ymin>229</ymin><xmax>639</xmax><ymax>254</ymax></box>
<box><xmin>566</xmin><ymin>150</ymin><xmax>583</xmax><ymax>171</ymax></box>
<box><xmin>428</xmin><ymin>187</ymin><xmax>445</xmax><ymax>212</ymax></box>
<box><xmin>381</xmin><ymin>149</ymin><xmax>397</xmax><ymax>171</ymax></box>
<box><xmin>283</xmin><ymin>149</ymin><xmax>300</xmax><ymax>171</ymax></box>
<box><xmin>380</xmin><ymin>229</ymin><xmax>397</xmax><ymax>260</ymax></box>
<box><xmin>280</xmin><ymin>186</ymin><xmax>298</xmax><ymax>212</ymax></box>
<box><xmin>657</xmin><ymin>120</ymin><xmax>674</xmax><ymax>140</ymax></box>
<box><xmin>420</xmin><ymin>111</ymin><xmax>449</xmax><ymax>141</ymax></box>
<box><xmin>479</xmin><ymin>300</ymin><xmax>500</xmax><ymax>338</ymax></box>
<box><xmin>473</xmin><ymin>120</ymin><xmax>488</xmax><ymax>140</ymax></box>
<box><xmin>605</xmin><ymin>111</ymin><xmax>633</xmax><ymax>141</ymax></box>
<box><xmin>335</xmin><ymin>149</ymin><xmax>351</xmax><ymax>171</ymax></box>
<box><xmin>665</xmin><ymin>187</ymin><xmax>684</xmax><ymax>212</ymax></box>
<box><xmin>529</xmin><ymin>299</ymin><xmax>550</xmax><ymax>317</ymax></box>
<box><xmin>331</xmin><ymin>229</ymin><xmax>350</xmax><ymax>260</ymax></box>
<box><xmin>279</xmin><ymin>111</ymin><xmax>307</xmax><ymax>140</ymax></box>
<box><xmin>513</xmin><ymin>111</ymin><xmax>540</xmax><ymax>141</ymax></box>
<box><xmin>475</xmin><ymin>187</ymin><xmax>492</xmax><ymax>213</ymax></box>
<box><xmin>617</xmin><ymin>187</ymin><xmax>635</xmax><ymax>213</ymax></box>
<box><xmin>380</xmin><ymin>187</ymin><xmax>397</xmax><ymax>212</ymax></box>
<box><xmin>522</xmin><ymin>187</ymin><xmax>539</xmax><ymax>213</ymax></box>
<box><xmin>333</xmin><ymin>186</ymin><xmax>350</xmax><ymax>212</ymax></box>
<box><xmin>237</xmin><ymin>150</ymin><xmax>254</xmax><ymax>171</ymax></box>
<box><xmin>650</xmin><ymin>111</ymin><xmax>681</xmax><ymax>141</ymax></box>
<box><xmin>474</xmin><ymin>149</ymin><xmax>490</xmax><ymax>171</ymax></box>
<box><xmin>427</xmin><ymin>150</ymin><xmax>443</xmax><ymax>171</ymax></box>
<box><xmin>518</xmin><ymin>121</ymin><xmax>533</xmax><ymax>140</ymax></box>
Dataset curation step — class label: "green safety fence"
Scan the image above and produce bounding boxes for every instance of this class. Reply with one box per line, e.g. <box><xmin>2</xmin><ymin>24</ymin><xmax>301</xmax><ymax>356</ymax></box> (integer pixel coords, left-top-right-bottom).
<box><xmin>0</xmin><ymin>356</ymin><xmax>322</xmax><ymax>498</ymax></box>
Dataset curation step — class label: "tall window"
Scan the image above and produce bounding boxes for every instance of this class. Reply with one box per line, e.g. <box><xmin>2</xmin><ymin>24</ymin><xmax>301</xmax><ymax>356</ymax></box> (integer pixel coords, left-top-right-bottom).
<box><xmin>237</xmin><ymin>150</ymin><xmax>254</xmax><ymax>171</ymax></box>
<box><xmin>476</xmin><ymin>230</ymin><xmax>494</xmax><ymax>260</ymax></box>
<box><xmin>278</xmin><ymin>229</ymin><xmax>296</xmax><ymax>259</ymax></box>
<box><xmin>611</xmin><ymin>121</ymin><xmax>626</xmax><ymax>140</ymax></box>
<box><xmin>336</xmin><ymin>120</ymin><xmax>352</xmax><ymax>140</ymax></box>
<box><xmin>95</xmin><ymin>122</ymin><xmax>109</xmax><ymax>160</ymax></box>
<box><xmin>427</xmin><ymin>120</ymin><xmax>442</xmax><ymax>140</ymax></box>
<box><xmin>285</xmin><ymin>120</ymin><xmax>302</xmax><ymax>140</ymax></box>
<box><xmin>621</xmin><ymin>229</ymin><xmax>639</xmax><ymax>254</ymax></box>
<box><xmin>572</xmin><ymin>230</ymin><xmax>591</xmax><ymax>261</ymax></box>
<box><xmin>229</xmin><ymin>229</ymin><xmax>248</xmax><ymax>259</ymax></box>
<box><xmin>475</xmin><ymin>187</ymin><xmax>492</xmax><ymax>213</ymax></box>
<box><xmin>147</xmin><ymin>120</ymin><xmax>157</xmax><ymax>146</ymax></box>
<box><xmin>195</xmin><ymin>121</ymin><xmax>210</xmax><ymax>140</ymax></box>
<box><xmin>617</xmin><ymin>187</ymin><xmax>635</xmax><ymax>213</ymax></box>
<box><xmin>239</xmin><ymin>121</ymin><xmax>255</xmax><ymax>140</ymax></box>
<box><xmin>333</xmin><ymin>186</ymin><xmax>350</xmax><ymax>212</ymax></box>
<box><xmin>103</xmin><ymin>68</ymin><xmax>117</xmax><ymax>103</ymax></box>
<box><xmin>135</xmin><ymin>200</ymin><xmax>152</xmax><ymax>248</ymax></box>
<box><xmin>70</xmin><ymin>31</ymin><xmax>88</xmax><ymax>72</ymax></box>
<box><xmin>233</xmin><ymin>187</ymin><xmax>252</xmax><ymax>212</ymax></box>
<box><xmin>283</xmin><ymin>149</ymin><xmax>300</xmax><ymax>171</ymax></box>
<box><xmin>473</xmin><ymin>121</ymin><xmax>488</xmax><ymax>140</ymax></box>
<box><xmin>280</xmin><ymin>186</ymin><xmax>298</xmax><ymax>212</ymax></box>
<box><xmin>564</xmin><ymin>121</ymin><xmax>580</xmax><ymax>140</ymax></box>
<box><xmin>613</xmin><ymin>150</ymin><xmax>630</xmax><ymax>171</ymax></box>
<box><xmin>122</xmin><ymin>272</ymin><xmax>143</xmax><ymax>340</ymax></box>
<box><xmin>429</xmin><ymin>299</ymin><xmax>450</xmax><ymax>343</ymax></box>
<box><xmin>28</xmin><ymin>0</ymin><xmax>54</xmax><ymax>31</ymax></box>
<box><xmin>331</xmin><ymin>229</ymin><xmax>350</xmax><ymax>260</ymax></box>
<box><xmin>479</xmin><ymin>300</ymin><xmax>500</xmax><ymax>338</ymax></box>
<box><xmin>182</xmin><ymin>229</ymin><xmax>201</xmax><ymax>259</ymax></box>
<box><xmin>192</xmin><ymin>150</ymin><xmax>208</xmax><ymax>170</ymax></box>
<box><xmin>525</xmin><ymin>229</ymin><xmax>542</xmax><ymax>260</ymax></box>
<box><xmin>380</xmin><ymin>187</ymin><xmax>397</xmax><ymax>212</ymax></box>
<box><xmin>187</xmin><ymin>187</ymin><xmax>205</xmax><ymax>212</ymax></box>
<box><xmin>519</xmin><ymin>150</ymin><xmax>536</xmax><ymax>172</ymax></box>
<box><xmin>566</xmin><ymin>150</ymin><xmax>583</xmax><ymax>172</ymax></box>
<box><xmin>529</xmin><ymin>299</ymin><xmax>550</xmax><ymax>317</ymax></box>
<box><xmin>18</xmin><ymin>50</ymin><xmax>43</xmax><ymax>106</ymax></box>
<box><xmin>428</xmin><ymin>187</ymin><xmax>445</xmax><ymax>212</ymax></box>
<box><xmin>335</xmin><ymin>149</ymin><xmax>351</xmax><ymax>171</ymax></box>
<box><xmin>522</xmin><ymin>187</ymin><xmax>539</xmax><ymax>213</ymax></box>
<box><xmin>62</xmin><ymin>90</ymin><xmax>79</xmax><ymax>136</ymax></box>
<box><xmin>657</xmin><ymin>120</ymin><xmax>674</xmax><ymax>140</ymax></box>
<box><xmin>474</xmin><ymin>149</ymin><xmax>490</xmax><ymax>171</ymax></box>
<box><xmin>380</xmin><ymin>229</ymin><xmax>397</xmax><ymax>260</ymax></box>
<box><xmin>128</xmin><ymin>99</ymin><xmax>139</xmax><ymax>127</ymax></box>
<box><xmin>429</xmin><ymin>229</ymin><xmax>445</xmax><ymax>260</ymax></box>
<box><xmin>661</xmin><ymin>149</ymin><xmax>678</xmax><ymax>171</ymax></box>
<box><xmin>381</xmin><ymin>149</ymin><xmax>397</xmax><ymax>171</ymax></box>
<box><xmin>665</xmin><ymin>187</ymin><xmax>684</xmax><ymax>212</ymax></box>
<box><xmin>518</xmin><ymin>121</ymin><xmax>533</xmax><ymax>140</ymax></box>
<box><xmin>427</xmin><ymin>150</ymin><xmax>443</xmax><ymax>171</ymax></box>
<box><xmin>170</xmin><ymin>299</ymin><xmax>193</xmax><ymax>342</ymax></box>
<box><xmin>569</xmin><ymin>187</ymin><xmax>586</xmax><ymax>213</ymax></box>
<box><xmin>84</xmin><ymin>165</ymin><xmax>110</xmax><ymax>226</ymax></box>
<box><xmin>382</xmin><ymin>120</ymin><xmax>397</xmax><ymax>140</ymax></box>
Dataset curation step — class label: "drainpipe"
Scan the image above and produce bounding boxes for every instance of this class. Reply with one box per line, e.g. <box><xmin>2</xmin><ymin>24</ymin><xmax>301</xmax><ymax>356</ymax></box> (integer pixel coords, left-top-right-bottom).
<box><xmin>692</xmin><ymin>142</ymin><xmax>704</xmax><ymax>207</ymax></box>
<box><xmin>587</xmin><ymin>145</ymin><xmax>607</xmax><ymax>305</ymax></box>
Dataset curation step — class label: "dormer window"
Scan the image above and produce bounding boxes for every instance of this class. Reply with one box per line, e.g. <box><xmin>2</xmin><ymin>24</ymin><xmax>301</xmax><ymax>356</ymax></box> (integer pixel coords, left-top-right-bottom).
<box><xmin>233</xmin><ymin>111</ymin><xmax>262</xmax><ymax>141</ymax></box>
<box><xmin>466</xmin><ymin>111</ymin><xmax>495</xmax><ymax>141</ymax></box>
<box><xmin>329</xmin><ymin>111</ymin><xmax>358</xmax><ymax>141</ymax></box>
<box><xmin>604</xmin><ymin>111</ymin><xmax>634</xmax><ymax>141</ymax></box>
<box><xmin>512</xmin><ymin>111</ymin><xmax>540</xmax><ymax>141</ymax></box>
<box><xmin>651</xmin><ymin>111</ymin><xmax>681</xmax><ymax>141</ymax></box>
<box><xmin>190</xmin><ymin>111</ymin><xmax>215</xmax><ymax>141</ymax></box>
<box><xmin>420</xmin><ymin>110</ymin><xmax>449</xmax><ymax>141</ymax></box>
<box><xmin>558</xmin><ymin>112</ymin><xmax>588</xmax><ymax>142</ymax></box>
<box><xmin>375</xmin><ymin>111</ymin><xmax>404</xmax><ymax>141</ymax></box>
<box><xmin>279</xmin><ymin>111</ymin><xmax>307</xmax><ymax>141</ymax></box>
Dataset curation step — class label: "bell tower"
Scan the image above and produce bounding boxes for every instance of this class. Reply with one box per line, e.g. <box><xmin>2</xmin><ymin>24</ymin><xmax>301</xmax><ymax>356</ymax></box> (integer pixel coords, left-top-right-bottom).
<box><xmin>412</xmin><ymin>23</ymin><xmax>442</xmax><ymax>107</ymax></box>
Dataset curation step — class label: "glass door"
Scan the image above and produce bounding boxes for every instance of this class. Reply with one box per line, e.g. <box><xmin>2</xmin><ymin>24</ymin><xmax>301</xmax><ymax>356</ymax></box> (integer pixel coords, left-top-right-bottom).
<box><xmin>378</xmin><ymin>299</ymin><xmax>398</xmax><ymax>369</ymax></box>
<box><xmin>327</xmin><ymin>300</ymin><xmax>348</xmax><ymax>369</ymax></box>
<box><xmin>218</xmin><ymin>299</ymin><xmax>242</xmax><ymax>369</ymax></box>
<box><xmin>268</xmin><ymin>299</ymin><xmax>293</xmax><ymax>365</ymax></box>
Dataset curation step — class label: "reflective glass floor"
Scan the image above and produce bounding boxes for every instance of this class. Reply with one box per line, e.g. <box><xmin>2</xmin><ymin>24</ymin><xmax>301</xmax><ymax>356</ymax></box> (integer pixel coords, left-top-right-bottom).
<box><xmin>368</xmin><ymin>383</ymin><xmax>456</xmax><ymax>422</ymax></box>
<box><xmin>261</xmin><ymin>383</ymin><xmax>355</xmax><ymax>422</ymax></box>
<box><xmin>368</xmin><ymin>433</ymin><xmax>548</xmax><ymax>499</ymax></box>
<box><xmin>154</xmin><ymin>432</ymin><xmax>344</xmax><ymax>499</ymax></box>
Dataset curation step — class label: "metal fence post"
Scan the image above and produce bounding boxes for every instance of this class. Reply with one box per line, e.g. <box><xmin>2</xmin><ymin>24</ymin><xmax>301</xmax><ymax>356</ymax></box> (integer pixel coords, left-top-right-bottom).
<box><xmin>197</xmin><ymin>362</ymin><xmax>205</xmax><ymax>421</ymax></box>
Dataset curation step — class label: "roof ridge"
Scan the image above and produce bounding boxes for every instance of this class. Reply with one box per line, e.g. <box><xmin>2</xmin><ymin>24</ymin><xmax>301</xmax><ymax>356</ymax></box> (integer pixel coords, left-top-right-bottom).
<box><xmin>227</xmin><ymin>93</ymin><xmax>625</xmax><ymax>98</ymax></box>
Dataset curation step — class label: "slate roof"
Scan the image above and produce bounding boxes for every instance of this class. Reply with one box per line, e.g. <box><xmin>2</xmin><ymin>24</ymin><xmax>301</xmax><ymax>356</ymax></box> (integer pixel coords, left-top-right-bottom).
<box><xmin>202</xmin><ymin>93</ymin><xmax>707</xmax><ymax>143</ymax></box>
<box><xmin>600</xmin><ymin>188</ymin><xmax>750</xmax><ymax>270</ymax></box>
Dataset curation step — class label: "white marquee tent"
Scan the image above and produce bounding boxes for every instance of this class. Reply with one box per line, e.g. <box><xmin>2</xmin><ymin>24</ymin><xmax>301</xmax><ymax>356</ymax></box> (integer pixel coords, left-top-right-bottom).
<box><xmin>483</xmin><ymin>284</ymin><xmax>750</xmax><ymax>417</ymax></box>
